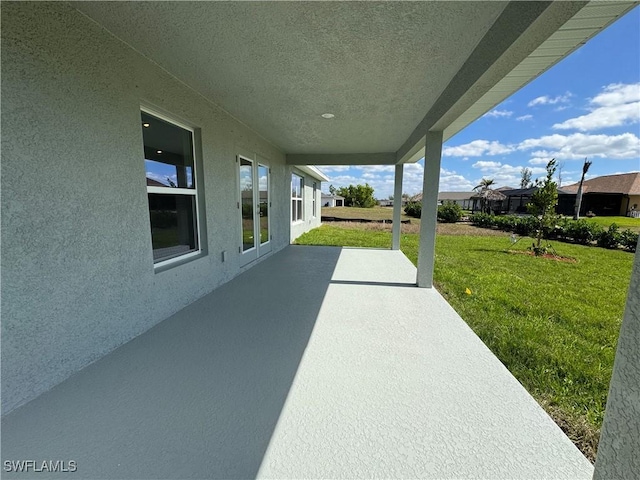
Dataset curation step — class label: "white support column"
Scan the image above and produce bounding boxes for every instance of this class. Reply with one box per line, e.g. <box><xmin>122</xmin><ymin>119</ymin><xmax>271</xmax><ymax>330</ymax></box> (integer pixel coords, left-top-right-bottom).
<box><xmin>593</xmin><ymin>237</ymin><xmax>640</xmax><ymax>479</ymax></box>
<box><xmin>392</xmin><ymin>164</ymin><xmax>404</xmax><ymax>250</ymax></box>
<box><xmin>416</xmin><ymin>131</ymin><xmax>443</xmax><ymax>288</ymax></box>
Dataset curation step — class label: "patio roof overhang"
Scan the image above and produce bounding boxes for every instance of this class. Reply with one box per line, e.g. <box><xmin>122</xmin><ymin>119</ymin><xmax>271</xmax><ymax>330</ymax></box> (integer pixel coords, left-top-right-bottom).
<box><xmin>73</xmin><ymin>1</ymin><xmax>637</xmax><ymax>166</ymax></box>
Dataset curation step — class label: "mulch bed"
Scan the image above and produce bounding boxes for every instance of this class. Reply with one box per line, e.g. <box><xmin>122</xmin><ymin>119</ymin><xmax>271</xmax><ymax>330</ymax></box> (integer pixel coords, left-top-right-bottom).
<box><xmin>508</xmin><ymin>249</ymin><xmax>577</xmax><ymax>263</ymax></box>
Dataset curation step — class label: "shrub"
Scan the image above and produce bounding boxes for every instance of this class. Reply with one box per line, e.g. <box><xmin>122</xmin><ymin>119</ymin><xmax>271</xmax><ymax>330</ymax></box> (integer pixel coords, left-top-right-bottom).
<box><xmin>549</xmin><ymin>217</ymin><xmax>571</xmax><ymax>240</ymax></box>
<box><xmin>620</xmin><ymin>229</ymin><xmax>639</xmax><ymax>253</ymax></box>
<box><xmin>404</xmin><ymin>201</ymin><xmax>422</xmax><ymax>218</ymax></box>
<box><xmin>493</xmin><ymin>215</ymin><xmax>518</xmax><ymax>232</ymax></box>
<box><xmin>469</xmin><ymin>212</ymin><xmax>494</xmax><ymax>228</ymax></box>
<box><xmin>565</xmin><ymin>219</ymin><xmax>602</xmax><ymax>245</ymax></box>
<box><xmin>513</xmin><ymin>216</ymin><xmax>538</xmax><ymax>237</ymax></box>
<box><xmin>437</xmin><ymin>202</ymin><xmax>463</xmax><ymax>223</ymax></box>
<box><xmin>596</xmin><ymin>223</ymin><xmax>621</xmax><ymax>249</ymax></box>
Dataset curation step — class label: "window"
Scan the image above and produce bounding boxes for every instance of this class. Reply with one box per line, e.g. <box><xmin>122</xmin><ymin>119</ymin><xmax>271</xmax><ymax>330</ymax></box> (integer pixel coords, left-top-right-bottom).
<box><xmin>292</xmin><ymin>173</ymin><xmax>304</xmax><ymax>222</ymax></box>
<box><xmin>313</xmin><ymin>182</ymin><xmax>317</xmax><ymax>217</ymax></box>
<box><xmin>141</xmin><ymin>109</ymin><xmax>201</xmax><ymax>265</ymax></box>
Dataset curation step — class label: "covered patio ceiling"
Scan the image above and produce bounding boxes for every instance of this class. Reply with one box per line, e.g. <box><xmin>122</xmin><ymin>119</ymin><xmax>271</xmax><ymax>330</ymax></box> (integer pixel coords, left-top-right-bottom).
<box><xmin>73</xmin><ymin>1</ymin><xmax>636</xmax><ymax>165</ymax></box>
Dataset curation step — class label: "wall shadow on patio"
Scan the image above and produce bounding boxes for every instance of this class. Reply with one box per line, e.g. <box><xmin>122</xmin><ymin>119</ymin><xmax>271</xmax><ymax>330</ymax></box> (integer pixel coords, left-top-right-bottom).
<box><xmin>1</xmin><ymin>246</ymin><xmax>342</xmax><ymax>479</ymax></box>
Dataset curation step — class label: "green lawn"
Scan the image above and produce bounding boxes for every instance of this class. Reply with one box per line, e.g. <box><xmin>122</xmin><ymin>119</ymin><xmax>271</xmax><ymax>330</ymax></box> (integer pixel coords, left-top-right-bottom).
<box><xmin>586</xmin><ymin>215</ymin><xmax>640</xmax><ymax>232</ymax></box>
<box><xmin>295</xmin><ymin>224</ymin><xmax>634</xmax><ymax>461</ymax></box>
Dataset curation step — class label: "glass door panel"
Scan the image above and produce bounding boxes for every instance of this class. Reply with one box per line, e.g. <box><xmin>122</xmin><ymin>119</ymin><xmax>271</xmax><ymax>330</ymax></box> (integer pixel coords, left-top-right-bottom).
<box><xmin>240</xmin><ymin>158</ymin><xmax>255</xmax><ymax>252</ymax></box>
<box><xmin>258</xmin><ymin>165</ymin><xmax>269</xmax><ymax>245</ymax></box>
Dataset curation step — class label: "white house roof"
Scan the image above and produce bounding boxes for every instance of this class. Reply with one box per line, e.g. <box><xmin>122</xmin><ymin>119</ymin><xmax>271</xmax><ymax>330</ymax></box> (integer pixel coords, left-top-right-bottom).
<box><xmin>295</xmin><ymin>165</ymin><xmax>329</xmax><ymax>183</ymax></box>
<box><xmin>74</xmin><ymin>1</ymin><xmax>637</xmax><ymax>166</ymax></box>
<box><xmin>438</xmin><ymin>192</ymin><xmax>476</xmax><ymax>201</ymax></box>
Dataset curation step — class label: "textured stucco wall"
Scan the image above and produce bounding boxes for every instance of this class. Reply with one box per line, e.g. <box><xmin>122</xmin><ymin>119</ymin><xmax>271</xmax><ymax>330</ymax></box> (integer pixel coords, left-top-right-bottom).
<box><xmin>290</xmin><ymin>167</ymin><xmax>322</xmax><ymax>242</ymax></box>
<box><xmin>594</xmin><ymin>238</ymin><xmax>640</xmax><ymax>479</ymax></box>
<box><xmin>1</xmin><ymin>2</ymin><xmax>294</xmax><ymax>414</ymax></box>
<box><xmin>627</xmin><ymin>194</ymin><xmax>640</xmax><ymax>214</ymax></box>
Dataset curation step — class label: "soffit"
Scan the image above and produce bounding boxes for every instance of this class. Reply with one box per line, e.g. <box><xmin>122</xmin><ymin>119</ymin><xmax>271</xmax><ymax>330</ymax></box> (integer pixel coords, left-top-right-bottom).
<box><xmin>72</xmin><ymin>1</ymin><xmax>507</xmax><ymax>154</ymax></box>
<box><xmin>71</xmin><ymin>1</ymin><xmax>637</xmax><ymax>164</ymax></box>
<box><xmin>442</xmin><ymin>1</ymin><xmax>638</xmax><ymax>143</ymax></box>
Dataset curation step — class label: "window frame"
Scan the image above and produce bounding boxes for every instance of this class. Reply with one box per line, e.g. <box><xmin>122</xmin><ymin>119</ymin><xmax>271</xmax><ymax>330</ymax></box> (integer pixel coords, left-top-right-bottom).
<box><xmin>291</xmin><ymin>173</ymin><xmax>304</xmax><ymax>223</ymax></box>
<box><xmin>141</xmin><ymin>106</ymin><xmax>203</xmax><ymax>269</ymax></box>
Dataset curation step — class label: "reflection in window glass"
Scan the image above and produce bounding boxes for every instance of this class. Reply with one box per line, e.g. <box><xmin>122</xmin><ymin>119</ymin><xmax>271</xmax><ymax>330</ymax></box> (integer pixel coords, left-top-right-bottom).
<box><xmin>141</xmin><ymin>110</ymin><xmax>200</xmax><ymax>265</ymax></box>
<box><xmin>259</xmin><ymin>165</ymin><xmax>269</xmax><ymax>244</ymax></box>
<box><xmin>313</xmin><ymin>182</ymin><xmax>317</xmax><ymax>217</ymax></box>
<box><xmin>292</xmin><ymin>173</ymin><xmax>303</xmax><ymax>222</ymax></box>
<box><xmin>240</xmin><ymin>158</ymin><xmax>255</xmax><ymax>252</ymax></box>
<box><xmin>148</xmin><ymin>193</ymin><xmax>197</xmax><ymax>262</ymax></box>
<box><xmin>142</xmin><ymin>112</ymin><xmax>195</xmax><ymax>189</ymax></box>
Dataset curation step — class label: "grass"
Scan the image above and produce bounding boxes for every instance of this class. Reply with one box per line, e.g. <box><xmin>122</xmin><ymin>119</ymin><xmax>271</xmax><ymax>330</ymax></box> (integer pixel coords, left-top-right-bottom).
<box><xmin>322</xmin><ymin>206</ymin><xmax>418</xmax><ymax>224</ymax></box>
<box><xmin>295</xmin><ymin>223</ymin><xmax>634</xmax><ymax>461</ymax></box>
<box><xmin>585</xmin><ymin>215</ymin><xmax>640</xmax><ymax>232</ymax></box>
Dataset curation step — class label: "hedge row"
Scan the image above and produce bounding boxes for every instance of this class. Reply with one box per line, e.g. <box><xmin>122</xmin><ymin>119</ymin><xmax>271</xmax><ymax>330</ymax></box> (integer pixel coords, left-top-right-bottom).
<box><xmin>469</xmin><ymin>213</ymin><xmax>638</xmax><ymax>252</ymax></box>
<box><xmin>404</xmin><ymin>202</ymin><xmax>463</xmax><ymax>223</ymax></box>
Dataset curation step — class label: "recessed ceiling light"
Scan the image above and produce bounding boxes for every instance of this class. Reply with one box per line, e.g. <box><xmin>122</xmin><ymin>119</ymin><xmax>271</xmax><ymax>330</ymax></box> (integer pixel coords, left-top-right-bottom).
<box><xmin>321</xmin><ymin>113</ymin><xmax>335</xmax><ymax>119</ymax></box>
<box><xmin>143</xmin><ymin>123</ymin><xmax>150</xmax><ymax>128</ymax></box>
<box><xmin>156</xmin><ymin>150</ymin><xmax>162</xmax><ymax>154</ymax></box>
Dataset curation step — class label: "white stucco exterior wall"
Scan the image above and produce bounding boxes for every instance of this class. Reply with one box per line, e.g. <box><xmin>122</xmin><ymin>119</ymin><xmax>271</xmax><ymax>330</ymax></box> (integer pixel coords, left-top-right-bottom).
<box><xmin>594</xmin><ymin>238</ymin><xmax>640</xmax><ymax>479</ymax></box>
<box><xmin>290</xmin><ymin>167</ymin><xmax>323</xmax><ymax>242</ymax></box>
<box><xmin>1</xmin><ymin>2</ymin><xmax>296</xmax><ymax>414</ymax></box>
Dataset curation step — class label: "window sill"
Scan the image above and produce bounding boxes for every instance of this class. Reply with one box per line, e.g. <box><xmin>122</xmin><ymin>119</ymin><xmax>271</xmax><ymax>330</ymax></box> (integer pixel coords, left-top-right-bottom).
<box><xmin>154</xmin><ymin>249</ymin><xmax>205</xmax><ymax>273</ymax></box>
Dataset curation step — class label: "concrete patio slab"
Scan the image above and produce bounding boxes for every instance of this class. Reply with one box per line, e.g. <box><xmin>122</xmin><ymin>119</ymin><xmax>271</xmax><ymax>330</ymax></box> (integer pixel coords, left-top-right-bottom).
<box><xmin>1</xmin><ymin>246</ymin><xmax>592</xmax><ymax>479</ymax></box>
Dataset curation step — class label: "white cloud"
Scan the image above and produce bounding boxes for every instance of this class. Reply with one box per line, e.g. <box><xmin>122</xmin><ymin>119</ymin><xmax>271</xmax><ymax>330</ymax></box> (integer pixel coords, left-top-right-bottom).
<box><xmin>472</xmin><ymin>161</ymin><xmax>502</xmax><ymax>171</ymax></box>
<box><xmin>318</xmin><ymin>165</ymin><xmax>351</xmax><ymax>172</ymax></box>
<box><xmin>528</xmin><ymin>92</ymin><xmax>572</xmax><ymax>107</ymax></box>
<box><xmin>468</xmin><ymin>161</ymin><xmax>547</xmax><ymax>188</ymax></box>
<box><xmin>516</xmin><ymin>114</ymin><xmax>533</xmax><ymax>121</ymax></box>
<box><xmin>528</xmin><ymin>158</ymin><xmax>550</xmax><ymax>165</ymax></box>
<box><xmin>439</xmin><ymin>167</ymin><xmax>474</xmax><ymax>192</ymax></box>
<box><xmin>553</xmin><ymin>83</ymin><xmax>640</xmax><ymax>131</ymax></box>
<box><xmin>517</xmin><ymin>132</ymin><xmax>640</xmax><ymax>160</ymax></box>
<box><xmin>443</xmin><ymin>139</ymin><xmax>514</xmax><ymax>157</ymax></box>
<box><xmin>359</xmin><ymin>165</ymin><xmax>395</xmax><ymax>173</ymax></box>
<box><xmin>484</xmin><ymin>109</ymin><xmax>513</xmax><ymax>118</ymax></box>
<box><xmin>591</xmin><ymin>83</ymin><xmax>640</xmax><ymax>107</ymax></box>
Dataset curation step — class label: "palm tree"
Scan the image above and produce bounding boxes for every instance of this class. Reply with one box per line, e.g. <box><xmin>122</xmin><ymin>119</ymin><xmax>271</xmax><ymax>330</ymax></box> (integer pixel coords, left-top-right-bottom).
<box><xmin>474</xmin><ymin>178</ymin><xmax>495</xmax><ymax>191</ymax></box>
<box><xmin>573</xmin><ymin>158</ymin><xmax>592</xmax><ymax>220</ymax></box>
<box><xmin>473</xmin><ymin>178</ymin><xmax>499</xmax><ymax>213</ymax></box>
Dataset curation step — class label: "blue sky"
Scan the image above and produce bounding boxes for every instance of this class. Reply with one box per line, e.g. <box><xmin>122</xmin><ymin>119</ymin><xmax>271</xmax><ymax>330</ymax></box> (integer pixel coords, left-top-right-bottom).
<box><xmin>321</xmin><ymin>7</ymin><xmax>640</xmax><ymax>199</ymax></box>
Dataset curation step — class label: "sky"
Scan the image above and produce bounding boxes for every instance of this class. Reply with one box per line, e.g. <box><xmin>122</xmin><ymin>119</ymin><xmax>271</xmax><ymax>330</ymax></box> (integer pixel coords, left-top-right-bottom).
<box><xmin>320</xmin><ymin>6</ymin><xmax>640</xmax><ymax>199</ymax></box>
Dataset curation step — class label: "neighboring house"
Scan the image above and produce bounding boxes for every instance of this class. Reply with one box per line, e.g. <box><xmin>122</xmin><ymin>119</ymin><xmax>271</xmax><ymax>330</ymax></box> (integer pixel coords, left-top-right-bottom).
<box><xmin>470</xmin><ymin>189</ymin><xmax>507</xmax><ymax>214</ymax></box>
<box><xmin>437</xmin><ymin>192</ymin><xmax>475</xmax><ymax>209</ymax></box>
<box><xmin>378</xmin><ymin>199</ymin><xmax>393</xmax><ymax>207</ymax></box>
<box><xmin>499</xmin><ymin>187</ymin><xmax>575</xmax><ymax>215</ymax></box>
<box><xmin>321</xmin><ymin>194</ymin><xmax>345</xmax><ymax>207</ymax></box>
<box><xmin>3</xmin><ymin>3</ymin><xmax>638</xmax><ymax>477</ymax></box>
<box><xmin>561</xmin><ymin>172</ymin><xmax>640</xmax><ymax>217</ymax></box>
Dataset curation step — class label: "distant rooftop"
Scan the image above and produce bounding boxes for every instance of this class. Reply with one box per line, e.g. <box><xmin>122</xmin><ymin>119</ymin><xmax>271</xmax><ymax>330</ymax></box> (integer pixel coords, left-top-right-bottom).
<box><xmin>562</xmin><ymin>172</ymin><xmax>640</xmax><ymax>195</ymax></box>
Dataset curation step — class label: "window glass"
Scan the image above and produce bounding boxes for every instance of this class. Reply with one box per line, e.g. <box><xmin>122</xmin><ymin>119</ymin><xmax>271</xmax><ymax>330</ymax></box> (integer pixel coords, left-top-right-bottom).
<box><xmin>148</xmin><ymin>193</ymin><xmax>197</xmax><ymax>262</ymax></box>
<box><xmin>142</xmin><ymin>110</ymin><xmax>200</xmax><ymax>265</ymax></box>
<box><xmin>292</xmin><ymin>173</ymin><xmax>303</xmax><ymax>222</ymax></box>
<box><xmin>142</xmin><ymin>112</ymin><xmax>194</xmax><ymax>189</ymax></box>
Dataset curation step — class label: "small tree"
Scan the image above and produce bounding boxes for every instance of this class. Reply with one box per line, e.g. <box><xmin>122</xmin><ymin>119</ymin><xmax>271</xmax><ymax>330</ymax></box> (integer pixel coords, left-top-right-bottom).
<box><xmin>336</xmin><ymin>183</ymin><xmax>376</xmax><ymax>208</ymax></box>
<box><xmin>329</xmin><ymin>184</ymin><xmax>337</xmax><ymax>195</ymax></box>
<box><xmin>520</xmin><ymin>167</ymin><xmax>533</xmax><ymax>188</ymax></box>
<box><xmin>527</xmin><ymin>159</ymin><xmax>558</xmax><ymax>255</ymax></box>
